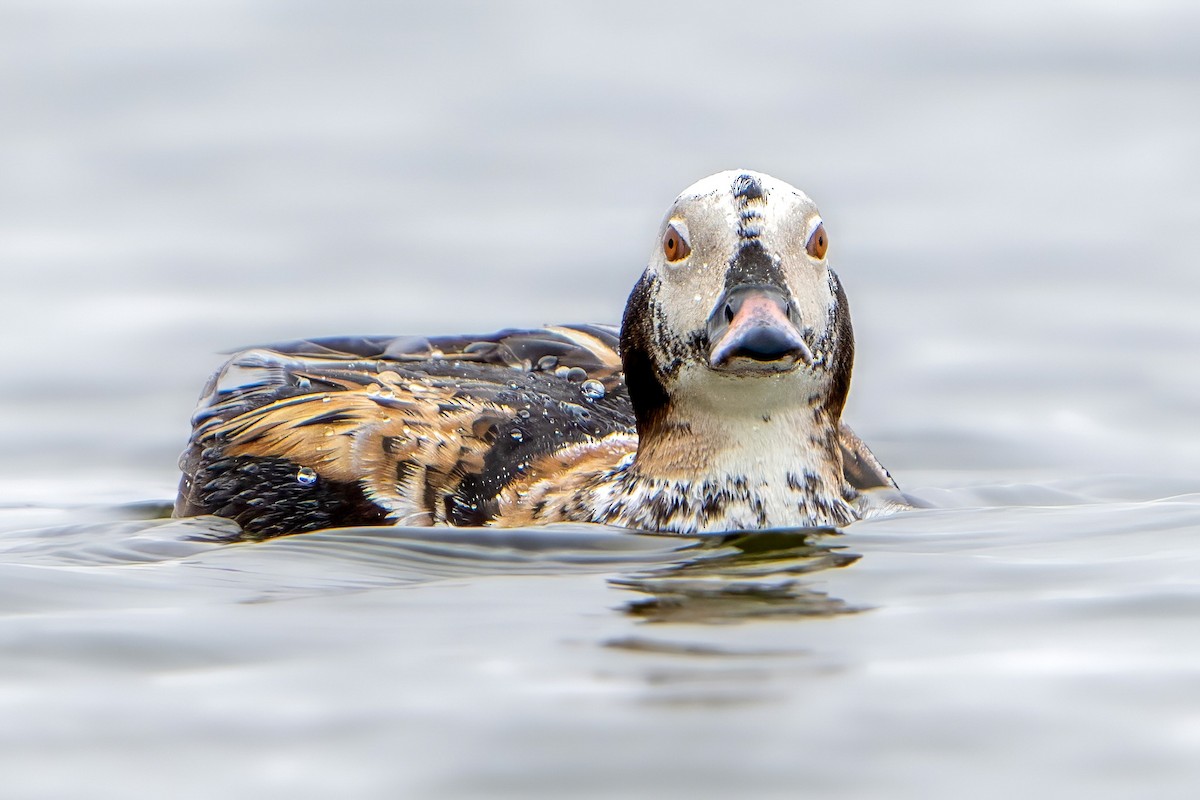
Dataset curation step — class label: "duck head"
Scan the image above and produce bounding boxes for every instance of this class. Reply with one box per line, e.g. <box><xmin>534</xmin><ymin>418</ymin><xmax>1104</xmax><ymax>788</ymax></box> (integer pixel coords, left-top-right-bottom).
<box><xmin>620</xmin><ymin>170</ymin><xmax>854</xmax><ymax>438</ymax></box>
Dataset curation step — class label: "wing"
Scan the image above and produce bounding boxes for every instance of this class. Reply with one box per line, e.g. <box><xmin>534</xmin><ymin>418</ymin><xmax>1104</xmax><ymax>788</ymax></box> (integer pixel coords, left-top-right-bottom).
<box><xmin>175</xmin><ymin>325</ymin><xmax>634</xmax><ymax>538</ymax></box>
<box><xmin>251</xmin><ymin>323</ymin><xmax>623</xmax><ymax>372</ymax></box>
<box><xmin>838</xmin><ymin>422</ymin><xmax>900</xmax><ymax>491</ymax></box>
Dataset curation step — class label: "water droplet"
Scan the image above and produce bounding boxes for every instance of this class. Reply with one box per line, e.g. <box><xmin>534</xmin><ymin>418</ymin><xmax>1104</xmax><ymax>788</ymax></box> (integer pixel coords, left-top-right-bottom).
<box><xmin>296</xmin><ymin>467</ymin><xmax>318</xmax><ymax>486</ymax></box>
<box><xmin>518</xmin><ymin>408</ymin><xmax>531</xmax><ymax>419</ymax></box>
<box><xmin>510</xmin><ymin>429</ymin><xmax>524</xmax><ymax>442</ymax></box>
<box><xmin>537</xmin><ymin>355</ymin><xmax>558</xmax><ymax>371</ymax></box>
<box><xmin>296</xmin><ymin>377</ymin><xmax>312</xmax><ymax>390</ymax></box>
<box><xmin>580</xmin><ymin>379</ymin><xmax>606</xmax><ymax>401</ymax></box>
<box><xmin>321</xmin><ymin>396</ymin><xmax>332</xmax><ymax>403</ymax></box>
<box><xmin>564</xmin><ymin>367</ymin><xmax>587</xmax><ymax>383</ymax></box>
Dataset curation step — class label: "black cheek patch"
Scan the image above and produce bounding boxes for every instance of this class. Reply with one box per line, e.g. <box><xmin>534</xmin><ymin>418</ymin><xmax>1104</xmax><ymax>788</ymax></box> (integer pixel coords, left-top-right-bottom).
<box><xmin>823</xmin><ymin>269</ymin><xmax>856</xmax><ymax>421</ymax></box>
<box><xmin>619</xmin><ymin>272</ymin><xmax>672</xmax><ymax>433</ymax></box>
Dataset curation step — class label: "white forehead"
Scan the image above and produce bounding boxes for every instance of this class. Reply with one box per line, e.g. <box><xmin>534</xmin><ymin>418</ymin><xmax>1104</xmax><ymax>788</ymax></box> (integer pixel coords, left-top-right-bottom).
<box><xmin>673</xmin><ymin>169</ymin><xmax>816</xmax><ymax>211</ymax></box>
<box><xmin>654</xmin><ymin>169</ymin><xmax>825</xmax><ymax>261</ymax></box>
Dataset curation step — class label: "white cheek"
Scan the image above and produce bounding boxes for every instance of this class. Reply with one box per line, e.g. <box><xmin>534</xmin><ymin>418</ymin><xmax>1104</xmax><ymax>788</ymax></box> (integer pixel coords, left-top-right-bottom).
<box><xmin>788</xmin><ymin>268</ymin><xmax>836</xmax><ymax>334</ymax></box>
<box><xmin>656</xmin><ymin>267</ymin><xmax>720</xmax><ymax>334</ymax></box>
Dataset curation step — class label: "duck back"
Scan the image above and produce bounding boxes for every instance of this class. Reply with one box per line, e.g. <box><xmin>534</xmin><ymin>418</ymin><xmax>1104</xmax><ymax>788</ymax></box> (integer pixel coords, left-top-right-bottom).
<box><xmin>175</xmin><ymin>325</ymin><xmax>634</xmax><ymax>538</ymax></box>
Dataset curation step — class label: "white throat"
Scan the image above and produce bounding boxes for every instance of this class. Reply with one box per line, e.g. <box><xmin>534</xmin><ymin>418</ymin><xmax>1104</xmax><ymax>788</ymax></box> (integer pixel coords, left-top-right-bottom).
<box><xmin>614</xmin><ymin>378</ymin><xmax>854</xmax><ymax>533</ymax></box>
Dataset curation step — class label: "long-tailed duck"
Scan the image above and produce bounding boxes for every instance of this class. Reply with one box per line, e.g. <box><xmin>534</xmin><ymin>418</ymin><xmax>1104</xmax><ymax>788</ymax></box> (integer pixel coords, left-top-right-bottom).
<box><xmin>175</xmin><ymin>170</ymin><xmax>905</xmax><ymax>539</ymax></box>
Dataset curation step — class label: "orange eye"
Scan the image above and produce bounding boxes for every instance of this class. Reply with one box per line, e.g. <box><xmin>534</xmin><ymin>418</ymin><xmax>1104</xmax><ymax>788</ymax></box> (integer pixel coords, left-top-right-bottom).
<box><xmin>806</xmin><ymin>222</ymin><xmax>828</xmax><ymax>259</ymax></box>
<box><xmin>663</xmin><ymin>222</ymin><xmax>691</xmax><ymax>262</ymax></box>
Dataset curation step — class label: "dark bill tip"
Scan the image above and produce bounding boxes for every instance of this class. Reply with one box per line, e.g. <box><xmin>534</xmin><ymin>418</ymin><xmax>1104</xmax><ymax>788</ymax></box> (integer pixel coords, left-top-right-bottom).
<box><xmin>707</xmin><ymin>285</ymin><xmax>812</xmax><ymax>371</ymax></box>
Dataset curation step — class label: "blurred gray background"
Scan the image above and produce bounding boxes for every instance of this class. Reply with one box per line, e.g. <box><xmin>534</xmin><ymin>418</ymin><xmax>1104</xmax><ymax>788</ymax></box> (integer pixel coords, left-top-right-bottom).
<box><xmin>2</xmin><ymin>0</ymin><xmax>1197</xmax><ymax>501</ymax></box>
<box><xmin>3</xmin><ymin>6</ymin><xmax>1200</xmax><ymax>800</ymax></box>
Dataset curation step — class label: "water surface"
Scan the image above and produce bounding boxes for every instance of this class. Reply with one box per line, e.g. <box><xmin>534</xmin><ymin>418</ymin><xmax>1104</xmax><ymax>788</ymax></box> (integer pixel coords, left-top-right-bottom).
<box><xmin>2</xmin><ymin>2</ymin><xmax>1199</xmax><ymax>798</ymax></box>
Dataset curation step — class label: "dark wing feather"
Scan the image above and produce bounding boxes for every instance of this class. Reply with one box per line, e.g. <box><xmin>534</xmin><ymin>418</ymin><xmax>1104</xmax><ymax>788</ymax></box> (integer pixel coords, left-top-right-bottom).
<box><xmin>175</xmin><ymin>326</ymin><xmax>632</xmax><ymax>535</ymax></box>
<box><xmin>838</xmin><ymin>422</ymin><xmax>899</xmax><ymax>491</ymax></box>
<box><xmin>253</xmin><ymin>324</ymin><xmax>622</xmax><ymax>372</ymax></box>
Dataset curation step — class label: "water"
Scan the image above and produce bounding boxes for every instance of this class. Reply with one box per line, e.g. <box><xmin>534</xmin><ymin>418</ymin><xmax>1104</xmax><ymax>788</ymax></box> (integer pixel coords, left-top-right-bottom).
<box><xmin>581</xmin><ymin>379</ymin><xmax>607</xmax><ymax>401</ymax></box>
<box><xmin>2</xmin><ymin>1</ymin><xmax>1200</xmax><ymax>798</ymax></box>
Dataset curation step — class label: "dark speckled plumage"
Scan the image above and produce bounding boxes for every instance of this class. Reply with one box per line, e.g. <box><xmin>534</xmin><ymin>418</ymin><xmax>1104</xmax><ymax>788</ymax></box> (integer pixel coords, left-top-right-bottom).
<box><xmin>175</xmin><ymin>325</ymin><xmax>635</xmax><ymax>538</ymax></box>
<box><xmin>175</xmin><ymin>171</ymin><xmax>907</xmax><ymax>539</ymax></box>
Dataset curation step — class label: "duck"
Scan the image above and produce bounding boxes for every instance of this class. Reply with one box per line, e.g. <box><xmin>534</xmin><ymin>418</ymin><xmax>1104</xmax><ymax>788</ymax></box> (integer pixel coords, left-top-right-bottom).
<box><xmin>174</xmin><ymin>170</ymin><xmax>906</xmax><ymax>539</ymax></box>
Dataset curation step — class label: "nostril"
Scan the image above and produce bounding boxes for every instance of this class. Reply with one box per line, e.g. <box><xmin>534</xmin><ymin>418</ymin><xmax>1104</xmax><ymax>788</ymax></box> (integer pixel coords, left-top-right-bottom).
<box><xmin>724</xmin><ymin>303</ymin><xmax>734</xmax><ymax>324</ymax></box>
<box><xmin>787</xmin><ymin>302</ymin><xmax>803</xmax><ymax>327</ymax></box>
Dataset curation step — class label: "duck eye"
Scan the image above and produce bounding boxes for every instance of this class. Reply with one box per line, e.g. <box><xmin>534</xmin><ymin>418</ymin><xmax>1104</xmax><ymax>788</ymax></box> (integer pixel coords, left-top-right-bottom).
<box><xmin>662</xmin><ymin>222</ymin><xmax>691</xmax><ymax>262</ymax></box>
<box><xmin>806</xmin><ymin>222</ymin><xmax>828</xmax><ymax>260</ymax></box>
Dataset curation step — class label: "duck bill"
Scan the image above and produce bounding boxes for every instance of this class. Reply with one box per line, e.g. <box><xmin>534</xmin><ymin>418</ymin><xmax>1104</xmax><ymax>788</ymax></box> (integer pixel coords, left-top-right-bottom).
<box><xmin>707</xmin><ymin>284</ymin><xmax>813</xmax><ymax>372</ymax></box>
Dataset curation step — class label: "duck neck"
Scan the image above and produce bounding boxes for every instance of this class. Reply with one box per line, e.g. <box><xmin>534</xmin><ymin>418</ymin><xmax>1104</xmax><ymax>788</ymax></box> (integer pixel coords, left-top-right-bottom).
<box><xmin>636</xmin><ymin>400</ymin><xmax>843</xmax><ymax>485</ymax></box>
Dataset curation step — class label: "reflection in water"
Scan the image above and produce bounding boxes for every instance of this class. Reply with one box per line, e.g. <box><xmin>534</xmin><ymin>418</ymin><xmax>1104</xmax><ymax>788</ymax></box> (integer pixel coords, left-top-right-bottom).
<box><xmin>597</xmin><ymin>530</ymin><xmax>862</xmax><ymax>708</ymax></box>
<box><xmin>601</xmin><ymin>636</ymin><xmax>805</xmax><ymax>657</ymax></box>
<box><xmin>0</xmin><ymin>504</ymin><xmax>864</xmax><ymax>631</ymax></box>
<box><xmin>611</xmin><ymin>528</ymin><xmax>863</xmax><ymax>624</ymax></box>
